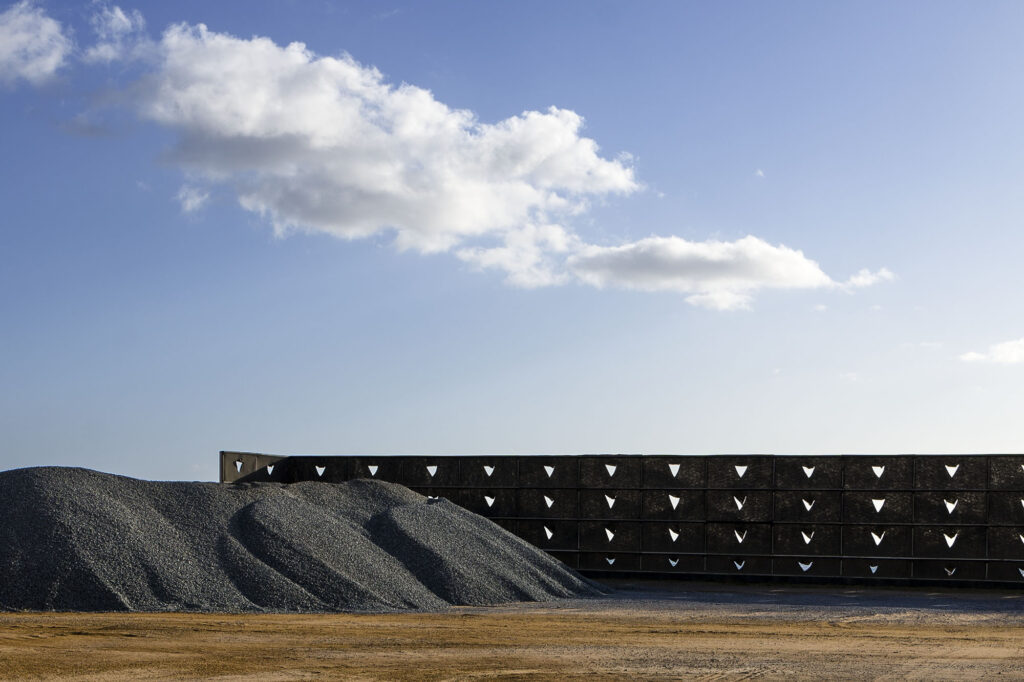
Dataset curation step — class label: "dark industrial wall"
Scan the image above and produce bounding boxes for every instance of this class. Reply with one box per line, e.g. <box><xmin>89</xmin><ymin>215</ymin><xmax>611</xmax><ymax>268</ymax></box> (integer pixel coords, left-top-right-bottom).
<box><xmin>220</xmin><ymin>452</ymin><xmax>1024</xmax><ymax>584</ymax></box>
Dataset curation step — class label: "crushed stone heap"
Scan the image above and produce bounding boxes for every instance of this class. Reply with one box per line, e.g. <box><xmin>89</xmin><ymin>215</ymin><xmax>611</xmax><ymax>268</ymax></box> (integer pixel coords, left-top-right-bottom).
<box><xmin>0</xmin><ymin>467</ymin><xmax>601</xmax><ymax>612</ymax></box>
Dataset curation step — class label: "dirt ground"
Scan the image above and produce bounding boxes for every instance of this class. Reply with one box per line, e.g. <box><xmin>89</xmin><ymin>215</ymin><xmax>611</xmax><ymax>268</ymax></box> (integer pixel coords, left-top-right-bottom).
<box><xmin>2</xmin><ymin>581</ymin><xmax>1024</xmax><ymax>680</ymax></box>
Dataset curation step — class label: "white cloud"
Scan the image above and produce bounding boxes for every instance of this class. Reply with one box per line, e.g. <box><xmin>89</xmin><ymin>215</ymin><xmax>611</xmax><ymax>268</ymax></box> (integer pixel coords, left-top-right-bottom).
<box><xmin>754</xmin><ymin>169</ymin><xmax>765</xmax><ymax>178</ymax></box>
<box><xmin>843</xmin><ymin>267</ymin><xmax>895</xmax><ymax>290</ymax></box>
<box><xmin>960</xmin><ymin>338</ymin><xmax>1024</xmax><ymax>365</ymax></box>
<box><xmin>0</xmin><ymin>1</ymin><xmax>72</xmax><ymax>86</ymax></box>
<box><xmin>814</xmin><ymin>303</ymin><xmax>828</xmax><ymax>312</ymax></box>
<box><xmin>176</xmin><ymin>184</ymin><xmax>209</xmax><ymax>213</ymax></box>
<box><xmin>83</xmin><ymin>3</ymin><xmax>146</xmax><ymax>64</ymax></box>
<box><xmin>566</xmin><ymin>235</ymin><xmax>835</xmax><ymax>310</ymax></box>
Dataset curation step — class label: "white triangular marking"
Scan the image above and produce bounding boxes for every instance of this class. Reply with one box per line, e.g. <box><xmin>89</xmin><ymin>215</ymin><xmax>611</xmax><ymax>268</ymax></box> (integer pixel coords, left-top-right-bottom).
<box><xmin>734</xmin><ymin>530</ymin><xmax>747</xmax><ymax>543</ymax></box>
<box><xmin>734</xmin><ymin>560</ymin><xmax>745</xmax><ymax>570</ymax></box>
<box><xmin>367</xmin><ymin>465</ymin><xmax>378</xmax><ymax>476</ymax></box>
<box><xmin>669</xmin><ymin>558</ymin><xmax>679</xmax><ymax>567</ymax></box>
<box><xmin>266</xmin><ymin>464</ymin><xmax>274</xmax><ymax>475</ymax></box>
<box><xmin>669</xmin><ymin>463</ymin><xmax>681</xmax><ymax>477</ymax></box>
<box><xmin>426</xmin><ymin>465</ymin><xmax>437</xmax><ymax>477</ymax></box>
<box><xmin>605</xmin><ymin>464</ymin><xmax>617</xmax><ymax>477</ymax></box>
<box><xmin>1020</xmin><ymin>499</ymin><xmax>1024</xmax><ymax>511</ymax></box>
<box><xmin>734</xmin><ymin>496</ymin><xmax>747</xmax><ymax>510</ymax></box>
<box><xmin>872</xmin><ymin>465</ymin><xmax>885</xmax><ymax>478</ymax></box>
<box><xmin>669</xmin><ymin>494</ymin><xmax>680</xmax><ymax>509</ymax></box>
<box><xmin>234</xmin><ymin>460</ymin><xmax>242</xmax><ymax>472</ymax></box>
<box><xmin>1019</xmin><ymin>534</ymin><xmax>1024</xmax><ymax>545</ymax></box>
<box><xmin>735</xmin><ymin>465</ymin><xmax>748</xmax><ymax>478</ymax></box>
<box><xmin>544</xmin><ymin>526</ymin><xmax>553</xmax><ymax>540</ymax></box>
<box><xmin>544</xmin><ymin>495</ymin><xmax>554</xmax><ymax>508</ymax></box>
<box><xmin>871</xmin><ymin>531</ymin><xmax>886</xmax><ymax>546</ymax></box>
<box><xmin>668</xmin><ymin>529</ymin><xmax>680</xmax><ymax>542</ymax></box>
<box><xmin>869</xmin><ymin>565</ymin><xmax>879</xmax><ymax>574</ymax></box>
<box><xmin>799</xmin><ymin>561</ymin><xmax>813</xmax><ymax>572</ymax></box>
<box><xmin>315</xmin><ymin>465</ymin><xmax>325</xmax><ymax>477</ymax></box>
<box><xmin>944</xmin><ymin>499</ymin><xmax>958</xmax><ymax>514</ymax></box>
<box><xmin>945</xmin><ymin>567</ymin><xmax>957</xmax><ymax>576</ymax></box>
<box><xmin>605</xmin><ymin>494</ymin><xmax>616</xmax><ymax>509</ymax></box>
<box><xmin>484</xmin><ymin>496</ymin><xmax>495</xmax><ymax>508</ymax></box>
<box><xmin>544</xmin><ymin>465</ymin><xmax>555</xmax><ymax>478</ymax></box>
<box><xmin>605</xmin><ymin>557</ymin><xmax>616</xmax><ymax>566</ymax></box>
<box><xmin>1019</xmin><ymin>567</ymin><xmax>1024</xmax><ymax>578</ymax></box>
<box><xmin>427</xmin><ymin>495</ymin><xmax>438</xmax><ymax>500</ymax></box>
<box><xmin>945</xmin><ymin>464</ymin><xmax>960</xmax><ymax>478</ymax></box>
<box><xmin>483</xmin><ymin>465</ymin><xmax>495</xmax><ymax>477</ymax></box>
<box><xmin>802</xmin><ymin>531</ymin><xmax>814</xmax><ymax>545</ymax></box>
<box><xmin>802</xmin><ymin>466</ymin><xmax>815</xmax><ymax>478</ymax></box>
<box><xmin>605</xmin><ymin>528</ymin><xmax>615</xmax><ymax>542</ymax></box>
<box><xmin>944</xmin><ymin>532</ymin><xmax>959</xmax><ymax>548</ymax></box>
<box><xmin>802</xmin><ymin>498</ymin><xmax>815</xmax><ymax>511</ymax></box>
<box><xmin>872</xmin><ymin>498</ymin><xmax>885</xmax><ymax>512</ymax></box>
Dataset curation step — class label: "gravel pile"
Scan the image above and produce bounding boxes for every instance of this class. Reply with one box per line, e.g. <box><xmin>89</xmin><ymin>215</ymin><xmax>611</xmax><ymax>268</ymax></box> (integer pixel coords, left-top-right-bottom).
<box><xmin>0</xmin><ymin>467</ymin><xmax>600</xmax><ymax>612</ymax></box>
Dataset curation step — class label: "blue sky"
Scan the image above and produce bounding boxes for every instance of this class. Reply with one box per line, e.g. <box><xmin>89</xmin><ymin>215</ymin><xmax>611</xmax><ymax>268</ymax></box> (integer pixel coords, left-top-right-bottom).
<box><xmin>2</xmin><ymin>1</ymin><xmax>1023</xmax><ymax>480</ymax></box>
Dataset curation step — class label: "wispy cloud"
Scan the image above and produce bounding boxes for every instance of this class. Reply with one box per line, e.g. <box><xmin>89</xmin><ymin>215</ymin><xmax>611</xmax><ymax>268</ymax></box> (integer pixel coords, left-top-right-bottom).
<box><xmin>0</xmin><ymin>0</ymin><xmax>72</xmax><ymax>86</ymax></box>
<box><xmin>83</xmin><ymin>3</ymin><xmax>147</xmax><ymax>64</ymax></box>
<box><xmin>960</xmin><ymin>337</ymin><xmax>1024</xmax><ymax>364</ymax></box>
<box><xmin>176</xmin><ymin>184</ymin><xmax>209</xmax><ymax>213</ymax></box>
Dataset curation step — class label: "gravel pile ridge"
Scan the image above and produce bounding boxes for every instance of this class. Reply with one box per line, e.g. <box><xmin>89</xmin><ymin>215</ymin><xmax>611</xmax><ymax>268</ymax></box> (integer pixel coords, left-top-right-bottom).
<box><xmin>0</xmin><ymin>467</ymin><xmax>601</xmax><ymax>612</ymax></box>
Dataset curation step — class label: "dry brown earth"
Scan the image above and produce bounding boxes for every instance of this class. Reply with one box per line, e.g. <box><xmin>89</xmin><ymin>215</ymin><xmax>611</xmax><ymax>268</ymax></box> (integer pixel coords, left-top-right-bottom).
<box><xmin>2</xmin><ymin>581</ymin><xmax>1024</xmax><ymax>679</ymax></box>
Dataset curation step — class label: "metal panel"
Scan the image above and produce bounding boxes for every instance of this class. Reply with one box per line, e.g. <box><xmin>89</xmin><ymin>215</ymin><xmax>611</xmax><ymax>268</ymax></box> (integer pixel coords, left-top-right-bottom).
<box><xmin>707</xmin><ymin>456</ymin><xmax>772</xmax><ymax>489</ymax></box>
<box><xmin>641</xmin><ymin>522</ymin><xmax>705</xmax><ymax>553</ymax></box>
<box><xmin>579</xmin><ymin>521</ymin><xmax>642</xmax><ymax>552</ymax></box>
<box><xmin>988</xmin><ymin>492</ymin><xmax>1024</xmax><ymax>524</ymax></box>
<box><xmin>348</xmin><ymin>457</ymin><xmax>402</xmax><ymax>483</ymax></box>
<box><xmin>401</xmin><ymin>457</ymin><xmax>460</xmax><ymax>487</ymax></box>
<box><xmin>987</xmin><ymin>527</ymin><xmax>1024</xmax><ymax>560</ymax></box>
<box><xmin>458</xmin><ymin>457</ymin><xmax>517</xmax><ymax>488</ymax></box>
<box><xmin>986</xmin><ymin>561</ymin><xmax>1024</xmax><ymax>582</ymax></box>
<box><xmin>842</xmin><ymin>456</ymin><xmax>912</xmax><ymax>490</ymax></box>
<box><xmin>706</xmin><ymin>523</ymin><xmax>772</xmax><ymax>555</ymax></box>
<box><xmin>516</xmin><ymin>488</ymin><xmax>578</xmax><ymax>519</ymax></box>
<box><xmin>914</xmin><ymin>456</ymin><xmax>986</xmax><ymax>490</ymax></box>
<box><xmin>774</xmin><ymin>456</ymin><xmax>842</xmax><ymax>490</ymax></box>
<box><xmin>547</xmin><ymin>551</ymin><xmax>579</xmax><ymax>570</ymax></box>
<box><xmin>706</xmin><ymin>555</ymin><xmax>771</xmax><ymax>575</ymax></box>
<box><xmin>640</xmin><ymin>554</ymin><xmax>705</xmax><ymax>572</ymax></box>
<box><xmin>913</xmin><ymin>526</ymin><xmax>986</xmax><ymax>559</ymax></box>
<box><xmin>286</xmin><ymin>456</ymin><xmax>351</xmax><ymax>483</ymax></box>
<box><xmin>579</xmin><ymin>456</ymin><xmax>641</xmax><ymax>488</ymax></box>
<box><xmin>579</xmin><ymin>552</ymin><xmax>641</xmax><ymax>571</ymax></box>
<box><xmin>516</xmin><ymin>520</ymin><xmax>579</xmax><ymax>551</ymax></box>
<box><xmin>518</xmin><ymin>456</ymin><xmax>578</xmax><ymax>488</ymax></box>
<box><xmin>842</xmin><ymin>558</ymin><xmax>912</xmax><ymax>578</ymax></box>
<box><xmin>913</xmin><ymin>560</ymin><xmax>986</xmax><ymax>580</ymax></box>
<box><xmin>842</xmin><ymin>525</ymin><xmax>912</xmax><ymax>557</ymax></box>
<box><xmin>458</xmin><ymin>489</ymin><xmax>517</xmax><ymax>518</ymax></box>
<box><xmin>579</xmin><ymin>489</ymin><xmax>641</xmax><ymax>519</ymax></box>
<box><xmin>772</xmin><ymin>523</ymin><xmax>841</xmax><ymax>556</ymax></box>
<box><xmin>773</xmin><ymin>557</ymin><xmax>841</xmax><ymax>577</ymax></box>
<box><xmin>641</xmin><ymin>490</ymin><xmax>704</xmax><ymax>520</ymax></box>
<box><xmin>913</xmin><ymin>492</ymin><xmax>986</xmax><ymax>524</ymax></box>
<box><xmin>706</xmin><ymin>490</ymin><xmax>772</xmax><ymax>522</ymax></box>
<box><xmin>643</xmin><ymin>456</ymin><xmax>705</xmax><ymax>489</ymax></box>
<box><xmin>774</xmin><ymin>490</ymin><xmax>841</xmax><ymax>522</ymax></box>
<box><xmin>988</xmin><ymin>456</ymin><xmax>1024</xmax><ymax>490</ymax></box>
<box><xmin>843</xmin><ymin>491</ymin><xmax>913</xmax><ymax>523</ymax></box>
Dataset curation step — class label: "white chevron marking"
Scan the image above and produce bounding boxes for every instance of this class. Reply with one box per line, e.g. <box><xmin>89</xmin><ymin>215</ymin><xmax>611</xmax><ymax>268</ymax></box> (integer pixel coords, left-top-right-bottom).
<box><xmin>669</xmin><ymin>558</ymin><xmax>679</xmax><ymax>567</ymax></box>
<box><xmin>315</xmin><ymin>465</ymin><xmax>325</xmax><ymax>477</ymax></box>
<box><xmin>483</xmin><ymin>465</ymin><xmax>495</xmax><ymax>477</ymax></box>
<box><xmin>734</xmin><ymin>560</ymin><xmax>746</xmax><ymax>570</ymax></box>
<box><xmin>802</xmin><ymin>466</ymin><xmax>815</xmax><ymax>478</ymax></box>
<box><xmin>605</xmin><ymin>557</ymin><xmax>616</xmax><ymax>566</ymax></box>
<box><xmin>484</xmin><ymin>496</ymin><xmax>495</xmax><ymax>508</ymax></box>
<box><xmin>945</xmin><ymin>566</ymin><xmax>957</xmax><ymax>576</ymax></box>
<box><xmin>871</xmin><ymin>531</ymin><xmax>886</xmax><ymax>546</ymax></box>
<box><xmin>802</xmin><ymin>531</ymin><xmax>814</xmax><ymax>545</ymax></box>
<box><xmin>426</xmin><ymin>465</ymin><xmax>437</xmax><ymax>477</ymax></box>
<box><xmin>605</xmin><ymin>528</ymin><xmax>615</xmax><ymax>542</ymax></box>
<box><xmin>669</xmin><ymin>463</ymin><xmax>681</xmax><ymax>477</ymax></box>
<box><xmin>872</xmin><ymin>498</ymin><xmax>886</xmax><ymax>512</ymax></box>
<box><xmin>944</xmin><ymin>532</ymin><xmax>959</xmax><ymax>548</ymax></box>
<box><xmin>803</xmin><ymin>498</ymin><xmax>816</xmax><ymax>511</ymax></box>
<box><xmin>605</xmin><ymin>494</ymin><xmax>616</xmax><ymax>509</ymax></box>
<box><xmin>734</xmin><ymin>496</ymin><xmax>747</xmax><ymax>510</ymax></box>
<box><xmin>734</xmin><ymin>530</ymin><xmax>747</xmax><ymax>543</ymax></box>
<box><xmin>668</xmin><ymin>529</ymin><xmax>680</xmax><ymax>542</ymax></box>
<box><xmin>799</xmin><ymin>561</ymin><xmax>813</xmax><ymax>572</ymax></box>
<box><xmin>367</xmin><ymin>465</ymin><xmax>378</xmax><ymax>476</ymax></box>
<box><xmin>945</xmin><ymin>464</ymin><xmax>960</xmax><ymax>477</ymax></box>
<box><xmin>544</xmin><ymin>526</ymin><xmax>554</xmax><ymax>540</ymax></box>
<box><xmin>605</xmin><ymin>464</ymin><xmax>617</xmax><ymax>477</ymax></box>
<box><xmin>735</xmin><ymin>465</ymin><xmax>748</xmax><ymax>478</ymax></box>
<box><xmin>544</xmin><ymin>465</ymin><xmax>555</xmax><ymax>478</ymax></box>
<box><xmin>869</xmin><ymin>565</ymin><xmax>879</xmax><ymax>574</ymax></box>
<box><xmin>669</xmin><ymin>494</ymin><xmax>680</xmax><ymax>510</ymax></box>
<box><xmin>872</xmin><ymin>465</ymin><xmax>885</xmax><ymax>478</ymax></box>
<box><xmin>544</xmin><ymin>495</ymin><xmax>555</xmax><ymax>508</ymax></box>
<box><xmin>944</xmin><ymin>499</ymin><xmax>958</xmax><ymax>514</ymax></box>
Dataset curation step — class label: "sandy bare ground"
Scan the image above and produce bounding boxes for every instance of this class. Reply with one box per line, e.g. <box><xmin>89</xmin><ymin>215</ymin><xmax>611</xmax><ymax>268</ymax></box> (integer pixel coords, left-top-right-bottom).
<box><xmin>2</xmin><ymin>581</ymin><xmax>1024</xmax><ymax>680</ymax></box>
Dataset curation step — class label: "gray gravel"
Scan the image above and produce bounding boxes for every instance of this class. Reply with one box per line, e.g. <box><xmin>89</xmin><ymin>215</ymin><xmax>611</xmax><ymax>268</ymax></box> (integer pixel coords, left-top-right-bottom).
<box><xmin>0</xmin><ymin>467</ymin><xmax>600</xmax><ymax>612</ymax></box>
